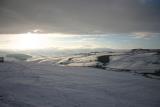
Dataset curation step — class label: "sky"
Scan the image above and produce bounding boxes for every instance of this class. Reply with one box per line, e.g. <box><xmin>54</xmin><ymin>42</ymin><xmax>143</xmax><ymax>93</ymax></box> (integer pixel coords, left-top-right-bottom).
<box><xmin>0</xmin><ymin>0</ymin><xmax>160</xmax><ymax>50</ymax></box>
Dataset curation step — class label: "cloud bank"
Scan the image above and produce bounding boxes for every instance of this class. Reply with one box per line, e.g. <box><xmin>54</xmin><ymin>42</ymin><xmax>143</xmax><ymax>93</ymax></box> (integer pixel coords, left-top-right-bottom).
<box><xmin>0</xmin><ymin>0</ymin><xmax>160</xmax><ymax>35</ymax></box>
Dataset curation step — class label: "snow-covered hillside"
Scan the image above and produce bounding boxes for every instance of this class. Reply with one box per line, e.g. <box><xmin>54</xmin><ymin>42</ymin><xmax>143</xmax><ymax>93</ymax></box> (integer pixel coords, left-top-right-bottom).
<box><xmin>1</xmin><ymin>49</ymin><xmax>160</xmax><ymax>78</ymax></box>
<box><xmin>0</xmin><ymin>49</ymin><xmax>160</xmax><ymax>107</ymax></box>
<box><xmin>55</xmin><ymin>49</ymin><xmax>160</xmax><ymax>78</ymax></box>
<box><xmin>0</xmin><ymin>61</ymin><xmax>160</xmax><ymax>107</ymax></box>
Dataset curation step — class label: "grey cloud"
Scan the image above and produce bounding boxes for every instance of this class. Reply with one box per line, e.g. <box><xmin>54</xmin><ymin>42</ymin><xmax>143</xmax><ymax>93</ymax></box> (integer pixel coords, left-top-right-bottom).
<box><xmin>0</xmin><ymin>0</ymin><xmax>160</xmax><ymax>34</ymax></box>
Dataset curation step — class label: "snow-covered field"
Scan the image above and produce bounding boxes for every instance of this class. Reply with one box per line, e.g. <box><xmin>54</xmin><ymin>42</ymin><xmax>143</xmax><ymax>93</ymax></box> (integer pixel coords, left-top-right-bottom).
<box><xmin>0</xmin><ymin>49</ymin><xmax>160</xmax><ymax>107</ymax></box>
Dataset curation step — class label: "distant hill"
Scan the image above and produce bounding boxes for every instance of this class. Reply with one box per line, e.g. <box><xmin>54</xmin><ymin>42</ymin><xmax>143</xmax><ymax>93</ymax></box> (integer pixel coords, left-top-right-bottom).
<box><xmin>6</xmin><ymin>54</ymin><xmax>32</xmax><ymax>61</ymax></box>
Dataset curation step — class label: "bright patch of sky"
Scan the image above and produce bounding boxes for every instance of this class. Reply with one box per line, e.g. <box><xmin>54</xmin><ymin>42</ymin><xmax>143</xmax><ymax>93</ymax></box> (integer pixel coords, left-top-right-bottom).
<box><xmin>0</xmin><ymin>33</ymin><xmax>160</xmax><ymax>50</ymax></box>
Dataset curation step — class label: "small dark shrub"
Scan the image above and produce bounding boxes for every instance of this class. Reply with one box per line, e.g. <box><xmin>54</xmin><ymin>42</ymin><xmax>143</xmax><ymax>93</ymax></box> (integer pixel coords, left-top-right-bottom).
<box><xmin>156</xmin><ymin>51</ymin><xmax>160</xmax><ymax>55</ymax></box>
<box><xmin>97</xmin><ymin>55</ymin><xmax>110</xmax><ymax>66</ymax></box>
<box><xmin>0</xmin><ymin>57</ymin><xmax>4</xmax><ymax>62</ymax></box>
<box><xmin>93</xmin><ymin>62</ymin><xmax>106</xmax><ymax>69</ymax></box>
<box><xmin>152</xmin><ymin>61</ymin><xmax>160</xmax><ymax>64</ymax></box>
<box><xmin>154</xmin><ymin>69</ymin><xmax>160</xmax><ymax>76</ymax></box>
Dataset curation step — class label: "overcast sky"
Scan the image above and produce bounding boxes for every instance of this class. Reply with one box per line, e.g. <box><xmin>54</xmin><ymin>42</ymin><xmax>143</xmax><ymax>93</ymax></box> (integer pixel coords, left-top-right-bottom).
<box><xmin>0</xmin><ymin>0</ymin><xmax>160</xmax><ymax>49</ymax></box>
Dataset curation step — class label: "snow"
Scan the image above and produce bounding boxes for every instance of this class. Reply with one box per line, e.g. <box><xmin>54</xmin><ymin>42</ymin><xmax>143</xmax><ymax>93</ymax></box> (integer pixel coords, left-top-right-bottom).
<box><xmin>107</xmin><ymin>52</ymin><xmax>160</xmax><ymax>73</ymax></box>
<box><xmin>0</xmin><ymin>61</ymin><xmax>160</xmax><ymax>107</ymax></box>
<box><xmin>56</xmin><ymin>50</ymin><xmax>160</xmax><ymax>74</ymax></box>
<box><xmin>0</xmin><ymin>49</ymin><xmax>160</xmax><ymax>107</ymax></box>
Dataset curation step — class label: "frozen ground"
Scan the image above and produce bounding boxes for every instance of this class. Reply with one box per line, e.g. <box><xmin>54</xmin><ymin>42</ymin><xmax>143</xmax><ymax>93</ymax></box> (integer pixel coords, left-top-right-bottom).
<box><xmin>0</xmin><ymin>49</ymin><xmax>160</xmax><ymax>107</ymax></box>
<box><xmin>0</xmin><ymin>61</ymin><xmax>160</xmax><ymax>107</ymax></box>
<box><xmin>54</xmin><ymin>49</ymin><xmax>160</xmax><ymax>79</ymax></box>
